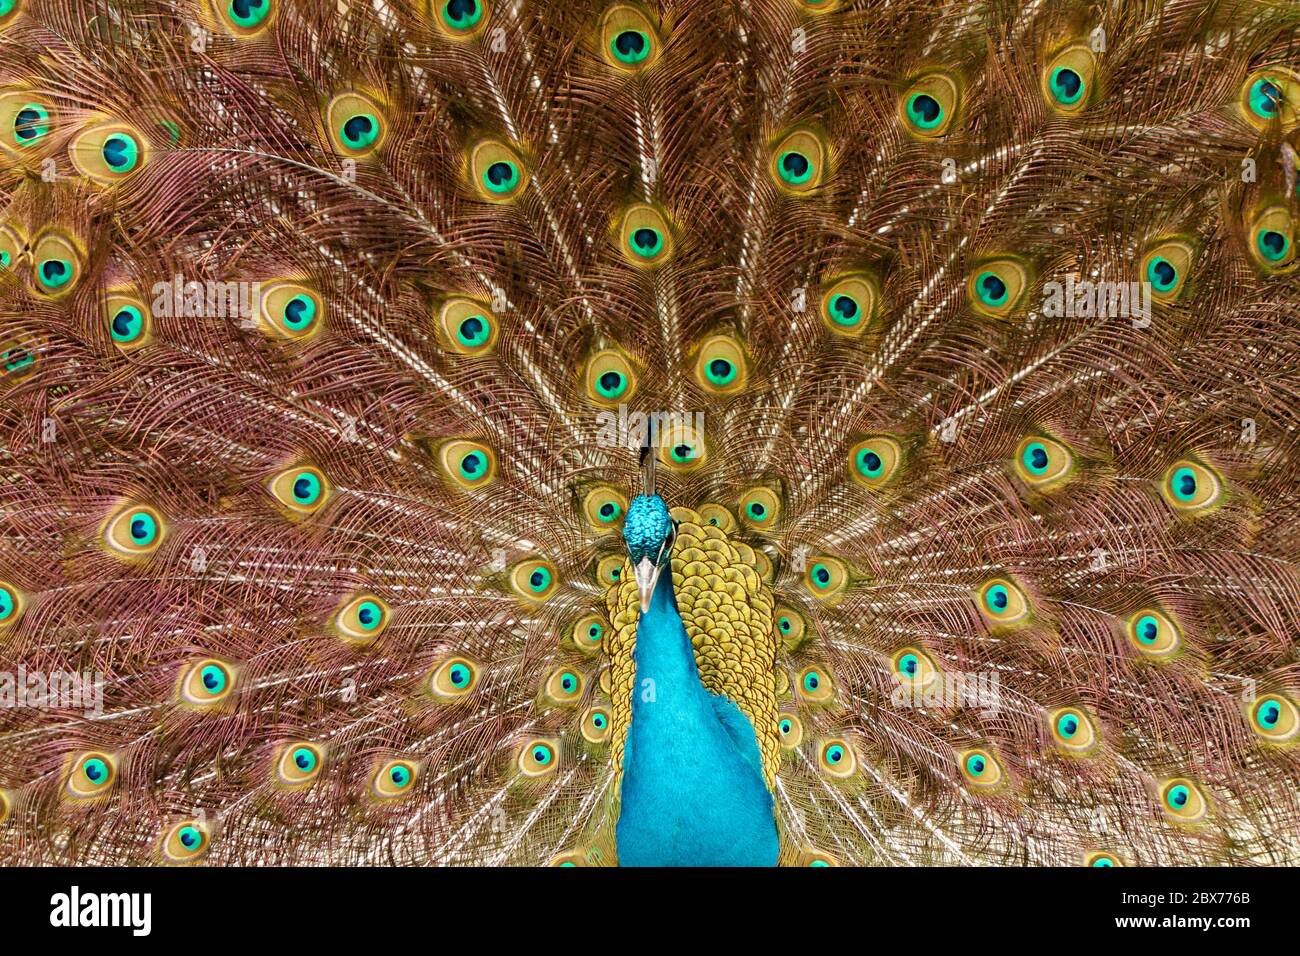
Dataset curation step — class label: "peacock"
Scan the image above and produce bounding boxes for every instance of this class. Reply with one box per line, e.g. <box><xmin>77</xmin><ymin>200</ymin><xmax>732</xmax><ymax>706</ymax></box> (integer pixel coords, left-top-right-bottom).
<box><xmin>0</xmin><ymin>0</ymin><xmax>1298</xmax><ymax>869</ymax></box>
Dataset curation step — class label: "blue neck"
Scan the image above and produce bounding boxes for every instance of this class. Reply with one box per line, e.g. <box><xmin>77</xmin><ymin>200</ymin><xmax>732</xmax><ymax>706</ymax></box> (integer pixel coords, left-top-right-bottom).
<box><xmin>615</xmin><ymin>566</ymin><xmax>779</xmax><ymax>866</ymax></box>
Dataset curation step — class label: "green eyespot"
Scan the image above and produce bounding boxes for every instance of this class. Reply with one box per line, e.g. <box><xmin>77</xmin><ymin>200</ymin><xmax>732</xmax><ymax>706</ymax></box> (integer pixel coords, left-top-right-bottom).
<box><xmin>901</xmin><ymin>73</ymin><xmax>959</xmax><ymax>137</ymax></box>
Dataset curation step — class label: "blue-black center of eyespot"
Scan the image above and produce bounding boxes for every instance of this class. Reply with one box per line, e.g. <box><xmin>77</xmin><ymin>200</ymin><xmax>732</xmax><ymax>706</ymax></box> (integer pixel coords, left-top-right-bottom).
<box><xmin>231</xmin><ymin>0</ymin><xmax>265</xmax><ymax>18</ymax></box>
<box><xmin>562</xmin><ymin>676</ymin><xmax>574</xmax><ymax>690</ymax></box>
<box><xmin>709</xmin><ymin>359</ymin><xmax>731</xmax><ymax>378</ymax></box>
<box><xmin>85</xmin><ymin>763</ymin><xmax>102</xmax><ymax>781</ymax></box>
<box><xmin>463</xmin><ymin>453</ymin><xmax>482</xmax><ymax>473</ymax></box>
<box><xmin>42</xmin><ymin>260</ymin><xmax>68</xmax><ymax>282</ymax></box>
<box><xmin>530</xmin><ymin>571</ymin><xmax>545</xmax><ymax>588</ymax></box>
<box><xmin>343</xmin><ymin>115</ymin><xmax>374</xmax><ymax>142</ymax></box>
<box><xmin>130</xmin><ymin>518</ymin><xmax>149</xmax><ymax>540</ymax></box>
<box><xmin>904</xmin><ymin>659</ymin><xmax>916</xmax><ymax>674</ymax></box>
<box><xmin>599</xmin><ymin>503</ymin><xmax>615</xmax><ymax>517</ymax></box>
<box><xmin>615</xmin><ymin>30</ymin><xmax>645</xmax><ymax>56</ymax></box>
<box><xmin>1153</xmin><ymin>260</ymin><xmax>1176</xmax><ymax>288</ymax></box>
<box><xmin>1171</xmin><ymin>789</ymin><xmax>1187</xmax><ymax>806</ymax></box>
<box><xmin>103</xmin><ymin>136</ymin><xmax>132</xmax><ymax>168</ymax></box>
<box><xmin>295</xmin><ymin>751</ymin><xmax>311</xmax><ymax>768</ymax></box>
<box><xmin>633</xmin><ymin>228</ymin><xmax>658</xmax><ymax>252</ymax></box>
<box><xmin>1030</xmin><ymin>446</ymin><xmax>1048</xmax><ymax>470</ymax></box>
<box><xmin>599</xmin><ymin>371</ymin><xmax>622</xmax><ymax>391</ymax></box>
<box><xmin>1258</xmin><ymin>80</ymin><xmax>1281</xmax><ymax>113</ymax></box>
<box><xmin>113</xmin><ymin>310</ymin><xmax>135</xmax><ymax>336</ymax></box>
<box><xmin>1054</xmin><ymin>68</ymin><xmax>1081</xmax><ymax>98</ymax></box>
<box><xmin>674</xmin><ymin>444</ymin><xmax>690</xmax><ymax>458</ymax></box>
<box><xmin>971</xmin><ymin>758</ymin><xmax>985</xmax><ymax>773</ymax></box>
<box><xmin>285</xmin><ymin>297</ymin><xmax>310</xmax><ymax>326</ymax></box>
<box><xmin>487</xmin><ymin>161</ymin><xmax>513</xmax><ymax>187</ymax></box>
<box><xmin>992</xmin><ymin>590</ymin><xmax>1007</xmax><ymax>609</ymax></box>
<box><xmin>833</xmin><ymin>296</ymin><xmax>858</xmax><ymax>320</ymax></box>
<box><xmin>807</xmin><ymin>674</ymin><xmax>819</xmax><ymax>688</ymax></box>
<box><xmin>864</xmin><ymin>451</ymin><xmax>881</xmax><ymax>472</ymax></box>
<box><xmin>203</xmin><ymin>670</ymin><xmax>220</xmax><ymax>690</ymax></box>
<box><xmin>815</xmin><ymin>568</ymin><xmax>830</xmax><ymax>584</ymax></box>
<box><xmin>446</xmin><ymin>0</ymin><xmax>476</xmax><ymax>20</ymax></box>
<box><xmin>358</xmin><ymin>606</ymin><xmax>375</xmax><ymax>626</ymax></box>
<box><xmin>780</xmin><ymin>618</ymin><xmax>791</xmax><ymax>632</ymax></box>
<box><xmin>781</xmin><ymin>152</ymin><xmax>809</xmax><ymax>177</ymax></box>
<box><xmin>1179</xmin><ymin>473</ymin><xmax>1196</xmax><ymax>496</ymax></box>
<box><xmin>180</xmin><ymin>830</ymin><xmax>198</xmax><ymax>847</ymax></box>
<box><xmin>750</xmin><ymin>503</ymin><xmax>765</xmax><ymax>516</ymax></box>
<box><xmin>1141</xmin><ymin>621</ymin><xmax>1157</xmax><ymax>641</ymax></box>
<box><xmin>1263</xmin><ymin>704</ymin><xmax>1280</xmax><ymax>725</ymax></box>
<box><xmin>981</xmin><ymin>274</ymin><xmax>1006</xmax><ymax>300</ymax></box>
<box><xmin>1062</xmin><ymin>718</ymin><xmax>1077</xmax><ymax>735</ymax></box>
<box><xmin>911</xmin><ymin>94</ymin><xmax>940</xmax><ymax>124</ymax></box>
<box><xmin>460</xmin><ymin>316</ymin><xmax>483</xmax><ymax>338</ymax></box>
<box><xmin>294</xmin><ymin>477</ymin><xmax>313</xmax><ymax>500</ymax></box>
<box><xmin>1261</xmin><ymin>230</ymin><xmax>1287</xmax><ymax>256</ymax></box>
<box><xmin>15</xmin><ymin>108</ymin><xmax>41</xmax><ymax>140</ymax></box>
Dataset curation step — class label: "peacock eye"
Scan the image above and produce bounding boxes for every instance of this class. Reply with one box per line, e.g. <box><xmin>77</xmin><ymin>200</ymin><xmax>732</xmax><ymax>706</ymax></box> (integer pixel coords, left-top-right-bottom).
<box><xmin>818</xmin><ymin>738</ymin><xmax>856</xmax><ymax>778</ymax></box>
<box><xmin>967</xmin><ymin>258</ymin><xmax>1029</xmax><ymax>318</ymax></box>
<box><xmin>959</xmin><ymin>748</ymin><xmax>1003</xmax><ymax>788</ymax></box>
<box><xmin>160</xmin><ymin>820</ymin><xmax>211</xmax><ymax>864</ymax></box>
<box><xmin>436</xmin><ymin>439</ymin><xmax>497</xmax><ymax>489</ymax></box>
<box><xmin>0</xmin><ymin>581</ymin><xmax>23</xmax><ymax>630</ymax></box>
<box><xmin>1126</xmin><ymin>608</ymin><xmax>1180</xmax><ymax>658</ymax></box>
<box><xmin>1240</xmin><ymin>68</ymin><xmax>1300</xmax><ymax>129</ymax></box>
<box><xmin>215</xmin><ymin>0</ymin><xmax>275</xmax><ymax>34</ymax></box>
<box><xmin>178</xmin><ymin>658</ymin><xmax>236</xmax><ymax>707</ymax></box>
<box><xmin>103</xmin><ymin>502</ymin><xmax>167</xmax><ymax>559</ymax></box>
<box><xmin>275</xmin><ymin>742</ymin><xmax>324</xmax><ymax>788</ymax></box>
<box><xmin>66</xmin><ymin>752</ymin><xmax>116</xmax><ymax>799</ymax></box>
<box><xmin>696</xmin><ymin>503</ymin><xmax>736</xmax><ymax>532</ymax></box>
<box><xmin>581</xmin><ymin>706</ymin><xmax>612</xmax><ymax>743</ymax></box>
<box><xmin>770</xmin><ymin>128</ymin><xmax>827</xmax><ymax>193</ymax></box>
<box><xmin>372</xmin><ymin>759</ymin><xmax>417</xmax><ymax>799</ymax></box>
<box><xmin>1049</xmin><ymin>707</ymin><xmax>1098</xmax><ymax>753</ymax></box>
<box><xmin>738</xmin><ymin>487</ymin><xmax>781</xmax><ymax>529</ymax></box>
<box><xmin>773</xmin><ymin>606</ymin><xmax>805</xmax><ymax>649</ymax></box>
<box><xmin>518</xmin><ymin>738</ymin><xmax>560</xmax><ymax>777</ymax></box>
<box><xmin>901</xmin><ymin>73</ymin><xmax>959</xmax><ymax>137</ymax></box>
<box><xmin>657</xmin><ymin>420</ymin><xmax>707</xmax><ymax>471</ymax></box>
<box><xmin>1249</xmin><ymin>694</ymin><xmax>1298</xmax><ymax>741</ymax></box>
<box><xmin>0</xmin><ymin>0</ymin><xmax>20</xmax><ymax>26</ymax></box>
<box><xmin>571</xmin><ymin>614</ymin><xmax>606</xmax><ymax>653</ymax></box>
<box><xmin>584</xmin><ymin>348</ymin><xmax>638</xmax><ymax>407</ymax></box>
<box><xmin>892</xmin><ymin>646</ymin><xmax>939</xmax><ymax>687</ymax></box>
<box><xmin>267</xmin><ymin>464</ymin><xmax>332</xmax><ymax>517</ymax></box>
<box><xmin>849</xmin><ymin>435</ymin><xmax>902</xmax><ymax>487</ymax></box>
<box><xmin>1014</xmin><ymin>435</ymin><xmax>1073</xmax><ymax>488</ymax></box>
<box><xmin>435</xmin><ymin>296</ymin><xmax>498</xmax><ymax>355</ymax></box>
<box><xmin>429</xmin><ymin>656</ymin><xmax>479</xmax><ymax>699</ymax></box>
<box><xmin>977</xmin><ymin>577</ymin><xmax>1030</xmax><ymax>625</ymax></box>
<box><xmin>11</xmin><ymin>100</ymin><xmax>49</xmax><ymax>147</ymax></box>
<box><xmin>1159</xmin><ymin>778</ymin><xmax>1209</xmax><ymax>822</ymax></box>
<box><xmin>256</xmin><ymin>281</ymin><xmax>324</xmax><ymax>341</ymax></box>
<box><xmin>1247</xmin><ymin>205</ymin><xmax>1296</xmax><ymax>272</ymax></box>
<box><xmin>1</xmin><ymin>339</ymin><xmax>34</xmax><ymax>377</ymax></box>
<box><xmin>1160</xmin><ymin>459</ymin><xmax>1222</xmax><ymax>512</ymax></box>
<box><xmin>468</xmin><ymin>139</ymin><xmax>528</xmax><ymax>202</ymax></box>
<box><xmin>819</xmin><ymin>273</ymin><xmax>878</xmax><ymax>336</ymax></box>
<box><xmin>596</xmin><ymin>554</ymin><xmax>625</xmax><ymax>586</ymax></box>
<box><xmin>544</xmin><ymin>667</ymin><xmax>584</xmax><ymax>705</ymax></box>
<box><xmin>69</xmin><ymin>122</ymin><xmax>148</xmax><ymax>184</ymax></box>
<box><xmin>599</xmin><ymin>4</ymin><xmax>661</xmax><ymax>72</ymax></box>
<box><xmin>334</xmin><ymin>594</ymin><xmax>391</xmax><ymax>644</ymax></box>
<box><xmin>31</xmin><ymin>232</ymin><xmax>82</xmax><ymax>297</ymax></box>
<box><xmin>777</xmin><ymin>714</ymin><xmax>803</xmax><ymax>747</ymax></box>
<box><xmin>582</xmin><ymin>485</ymin><xmax>629</xmax><ymax>530</ymax></box>
<box><xmin>325</xmin><ymin>92</ymin><xmax>386</xmax><ymax>156</ymax></box>
<box><xmin>437</xmin><ymin>0</ymin><xmax>486</xmax><ymax>35</ymax></box>
<box><xmin>105</xmin><ymin>295</ymin><xmax>151</xmax><ymax>351</ymax></box>
<box><xmin>1042</xmin><ymin>45</ymin><xmax>1097</xmax><ymax>112</ymax></box>
<box><xmin>1140</xmin><ymin>238</ymin><xmax>1196</xmax><ymax>303</ymax></box>
<box><xmin>1085</xmin><ymin>851</ymin><xmax>1122</xmax><ymax>867</ymax></box>
<box><xmin>804</xmin><ymin>556</ymin><xmax>848</xmax><ymax>600</ymax></box>
<box><xmin>694</xmin><ymin>333</ymin><xmax>748</xmax><ymax>394</ymax></box>
<box><xmin>510</xmin><ymin>559</ymin><xmax>559</xmax><ymax>602</ymax></box>
<box><xmin>618</xmin><ymin>203</ymin><xmax>672</xmax><ymax>267</ymax></box>
<box><xmin>798</xmin><ymin>666</ymin><xmax>834</xmax><ymax>703</ymax></box>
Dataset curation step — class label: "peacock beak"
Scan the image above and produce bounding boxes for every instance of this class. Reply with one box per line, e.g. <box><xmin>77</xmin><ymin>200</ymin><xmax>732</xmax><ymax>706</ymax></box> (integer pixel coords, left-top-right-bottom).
<box><xmin>633</xmin><ymin>556</ymin><xmax>662</xmax><ymax>613</ymax></box>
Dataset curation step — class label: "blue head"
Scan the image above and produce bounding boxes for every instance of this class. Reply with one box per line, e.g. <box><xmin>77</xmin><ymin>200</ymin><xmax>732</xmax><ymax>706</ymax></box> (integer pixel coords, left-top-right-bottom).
<box><xmin>623</xmin><ymin>494</ymin><xmax>674</xmax><ymax>612</ymax></box>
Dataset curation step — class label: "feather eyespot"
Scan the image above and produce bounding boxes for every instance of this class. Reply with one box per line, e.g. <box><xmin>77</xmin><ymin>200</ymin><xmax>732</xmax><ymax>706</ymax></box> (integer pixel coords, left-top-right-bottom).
<box><xmin>777</xmin><ymin>713</ymin><xmax>803</xmax><ymax>748</ymax></box>
<box><xmin>581</xmin><ymin>705</ymin><xmax>612</xmax><ymax>744</ymax></box>
<box><xmin>102</xmin><ymin>502</ymin><xmax>167</xmax><ymax>560</ymax></box>
<box><xmin>849</xmin><ymin>435</ymin><xmax>902</xmax><ymax>487</ymax></box>
<box><xmin>571</xmin><ymin>613</ymin><xmax>606</xmax><ymax>653</ymax></box>
<box><xmin>215</xmin><ymin>0</ymin><xmax>275</xmax><ymax>35</ymax></box>
<box><xmin>900</xmin><ymin>73</ymin><xmax>959</xmax><ymax>137</ymax></box>
<box><xmin>178</xmin><ymin>658</ymin><xmax>237</xmax><ymax>708</ymax></box>
<box><xmin>275</xmin><ymin>742</ymin><xmax>324</xmax><ymax>789</ymax></box>
<box><xmin>967</xmin><ymin>257</ymin><xmax>1029</xmax><ymax>318</ymax></box>
<box><xmin>160</xmin><ymin>820</ymin><xmax>211</xmax><ymax>865</ymax></box>
<box><xmin>0</xmin><ymin>0</ymin><xmax>21</xmax><ymax>27</ymax></box>
<box><xmin>1159</xmin><ymin>778</ymin><xmax>1209</xmax><ymax>823</ymax></box>
<box><xmin>325</xmin><ymin>92</ymin><xmax>387</xmax><ymax>157</ymax></box>
<box><xmin>599</xmin><ymin>5</ymin><xmax>661</xmax><ymax>72</ymax></box>
<box><xmin>797</xmin><ymin>666</ymin><xmax>834</xmax><ymax>703</ymax></box>
<box><xmin>738</xmin><ymin>486</ymin><xmax>781</xmax><ymax>529</ymax></box>
<box><xmin>770</xmin><ymin>127</ymin><xmax>828</xmax><ymax>194</ymax></box>
<box><xmin>819</xmin><ymin>273</ymin><xmax>878</xmax><ymax>336</ymax></box>
<box><xmin>104</xmin><ymin>293</ymin><xmax>152</xmax><ymax>351</ymax></box>
<box><xmin>1013</xmin><ymin>436</ymin><xmax>1073</xmax><ymax>488</ymax></box>
<box><xmin>617</xmin><ymin>203</ymin><xmax>672</xmax><ymax>268</ymax></box>
<box><xmin>804</xmin><ymin>556</ymin><xmax>848</xmax><ymax>600</ymax></box>
<box><xmin>656</xmin><ymin>419</ymin><xmax>706</xmax><ymax>472</ymax></box>
<box><xmin>437</xmin><ymin>297</ymin><xmax>499</xmax><ymax>355</ymax></box>
<box><xmin>0</xmin><ymin>93</ymin><xmax>51</xmax><ymax>152</ymax></box>
<box><xmin>1240</xmin><ymin>67</ymin><xmax>1300</xmax><ymax>130</ymax></box>
<box><xmin>1249</xmin><ymin>693</ymin><xmax>1299</xmax><ymax>742</ymax></box>
<box><xmin>510</xmin><ymin>559</ymin><xmax>559</xmax><ymax>602</ymax></box>
<box><xmin>818</xmin><ymin>738</ymin><xmax>856</xmax><ymax>778</ymax></box>
<box><xmin>892</xmin><ymin>647</ymin><xmax>939</xmax><ymax>689</ymax></box>
<box><xmin>518</xmin><ymin>738</ymin><xmax>560</xmax><ymax>777</ymax></box>
<box><xmin>1141</xmin><ymin>239</ymin><xmax>1196</xmax><ymax>303</ymax></box>
<box><xmin>69</xmin><ymin>122</ymin><xmax>148</xmax><ymax>184</ymax></box>
<box><xmin>693</xmin><ymin>333</ymin><xmax>748</xmax><ymax>394</ymax></box>
<box><xmin>372</xmin><ymin>759</ymin><xmax>418</xmax><ymax>799</ymax></box>
<box><xmin>434</xmin><ymin>0</ymin><xmax>488</xmax><ymax>37</ymax></box>
<box><xmin>31</xmin><ymin>232</ymin><xmax>82</xmax><ymax>298</ymax></box>
<box><xmin>585</xmin><ymin>348</ymin><xmax>638</xmax><ymax>406</ymax></box>
<box><xmin>1042</xmin><ymin>45</ymin><xmax>1096</xmax><ymax>113</ymax></box>
<box><xmin>596</xmin><ymin>554</ymin><xmax>624</xmax><ymax>586</ymax></box>
<box><xmin>65</xmin><ymin>751</ymin><xmax>117</xmax><ymax>800</ymax></box>
<box><xmin>333</xmin><ymin>595</ymin><xmax>391</xmax><ymax>644</ymax></box>
<box><xmin>0</xmin><ymin>580</ymin><xmax>24</xmax><ymax>631</ymax></box>
<box><xmin>581</xmin><ymin>485</ymin><xmax>629</xmax><ymax>531</ymax></box>
<box><xmin>256</xmin><ymin>281</ymin><xmax>324</xmax><ymax>341</ymax></box>
<box><xmin>436</xmin><ymin>439</ymin><xmax>497</xmax><ymax>489</ymax></box>
<box><xmin>0</xmin><ymin>222</ymin><xmax>23</xmax><ymax>272</ymax></box>
<box><xmin>959</xmin><ymin>748</ymin><xmax>1003</xmax><ymax>789</ymax></box>
<box><xmin>1048</xmin><ymin>707</ymin><xmax>1098</xmax><ymax>754</ymax></box>
<box><xmin>1084</xmin><ymin>851</ymin><xmax>1122</xmax><ymax>867</ymax></box>
<box><xmin>1126</xmin><ymin>608</ymin><xmax>1181</xmax><ymax>658</ymax></box>
<box><xmin>1160</xmin><ymin>459</ymin><xmax>1222</xmax><ymax>513</ymax></box>
<box><xmin>696</xmin><ymin>503</ymin><xmax>736</xmax><ymax>532</ymax></box>
<box><xmin>1246</xmin><ymin>205</ymin><xmax>1296</xmax><ymax>273</ymax></box>
<box><xmin>267</xmin><ymin>464</ymin><xmax>332</xmax><ymax>517</ymax></box>
<box><xmin>977</xmin><ymin>577</ymin><xmax>1030</xmax><ymax>625</ymax></box>
<box><xmin>468</xmin><ymin>139</ymin><xmax>528</xmax><ymax>203</ymax></box>
<box><xmin>429</xmin><ymin>657</ymin><xmax>479</xmax><ymax>699</ymax></box>
<box><xmin>543</xmin><ymin>667</ymin><xmax>584</xmax><ymax>706</ymax></box>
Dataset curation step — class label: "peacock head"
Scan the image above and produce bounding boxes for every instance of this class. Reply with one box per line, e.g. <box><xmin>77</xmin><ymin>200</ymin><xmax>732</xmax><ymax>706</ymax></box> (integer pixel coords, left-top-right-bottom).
<box><xmin>623</xmin><ymin>494</ymin><xmax>675</xmax><ymax>613</ymax></box>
